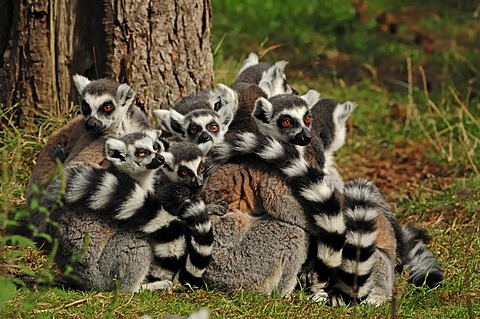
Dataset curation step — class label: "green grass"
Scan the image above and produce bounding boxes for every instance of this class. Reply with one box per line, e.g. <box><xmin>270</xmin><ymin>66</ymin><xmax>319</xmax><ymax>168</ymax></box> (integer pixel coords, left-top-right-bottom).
<box><xmin>2</xmin><ymin>1</ymin><xmax>480</xmax><ymax>318</ymax></box>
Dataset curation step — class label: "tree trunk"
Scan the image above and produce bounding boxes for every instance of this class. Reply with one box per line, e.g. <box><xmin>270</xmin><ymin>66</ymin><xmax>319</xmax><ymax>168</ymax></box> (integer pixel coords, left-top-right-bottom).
<box><xmin>0</xmin><ymin>0</ymin><xmax>213</xmax><ymax>127</ymax></box>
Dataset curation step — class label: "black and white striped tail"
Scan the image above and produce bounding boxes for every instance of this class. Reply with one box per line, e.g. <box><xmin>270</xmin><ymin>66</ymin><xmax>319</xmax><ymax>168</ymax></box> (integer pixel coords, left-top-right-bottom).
<box><xmin>328</xmin><ymin>179</ymin><xmax>380</xmax><ymax>305</ymax></box>
<box><xmin>48</xmin><ymin>165</ymin><xmax>213</xmax><ymax>289</ymax></box>
<box><xmin>176</xmin><ymin>201</ymin><xmax>214</xmax><ymax>287</ymax></box>
<box><xmin>402</xmin><ymin>224</ymin><xmax>444</xmax><ymax>288</ymax></box>
<box><xmin>209</xmin><ymin>132</ymin><xmax>346</xmax><ymax>298</ymax></box>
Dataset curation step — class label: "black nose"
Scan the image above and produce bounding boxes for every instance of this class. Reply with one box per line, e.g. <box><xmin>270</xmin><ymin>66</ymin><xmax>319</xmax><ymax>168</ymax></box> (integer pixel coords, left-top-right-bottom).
<box><xmin>198</xmin><ymin>132</ymin><xmax>211</xmax><ymax>143</ymax></box>
<box><xmin>85</xmin><ymin>117</ymin><xmax>103</xmax><ymax>132</ymax></box>
<box><xmin>294</xmin><ymin>129</ymin><xmax>312</xmax><ymax>146</ymax></box>
<box><xmin>146</xmin><ymin>154</ymin><xmax>164</xmax><ymax>169</ymax></box>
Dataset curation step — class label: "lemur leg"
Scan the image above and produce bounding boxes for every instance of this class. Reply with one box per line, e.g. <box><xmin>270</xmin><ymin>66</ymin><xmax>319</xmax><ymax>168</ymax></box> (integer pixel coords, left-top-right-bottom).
<box><xmin>204</xmin><ymin>211</ymin><xmax>309</xmax><ymax>297</ymax></box>
<box><xmin>52</xmin><ymin>211</ymin><xmax>152</xmax><ymax>292</ymax></box>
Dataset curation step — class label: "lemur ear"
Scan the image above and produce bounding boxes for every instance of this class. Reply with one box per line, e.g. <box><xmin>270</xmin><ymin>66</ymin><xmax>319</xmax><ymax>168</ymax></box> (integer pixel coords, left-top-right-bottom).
<box><xmin>144</xmin><ymin>129</ymin><xmax>166</xmax><ymax>149</ymax></box>
<box><xmin>336</xmin><ymin>101</ymin><xmax>357</xmax><ymax>124</ymax></box>
<box><xmin>116</xmin><ymin>83</ymin><xmax>136</xmax><ymax>108</ymax></box>
<box><xmin>300</xmin><ymin>90</ymin><xmax>321</xmax><ymax>110</ymax></box>
<box><xmin>168</xmin><ymin>109</ymin><xmax>186</xmax><ymax>135</ymax></box>
<box><xmin>153</xmin><ymin>109</ymin><xmax>172</xmax><ymax>133</ymax></box>
<box><xmin>237</xmin><ymin>52</ymin><xmax>259</xmax><ymax>76</ymax></box>
<box><xmin>210</xmin><ymin>83</ymin><xmax>238</xmax><ymax>111</ymax></box>
<box><xmin>252</xmin><ymin>97</ymin><xmax>273</xmax><ymax>123</ymax></box>
<box><xmin>213</xmin><ymin>84</ymin><xmax>237</xmax><ymax>128</ymax></box>
<box><xmin>105</xmin><ymin>138</ymin><xmax>127</xmax><ymax>163</ymax></box>
<box><xmin>153</xmin><ymin>129</ymin><xmax>170</xmax><ymax>152</ymax></box>
<box><xmin>72</xmin><ymin>74</ymin><xmax>91</xmax><ymax>96</ymax></box>
<box><xmin>259</xmin><ymin>60</ymin><xmax>290</xmax><ymax>98</ymax></box>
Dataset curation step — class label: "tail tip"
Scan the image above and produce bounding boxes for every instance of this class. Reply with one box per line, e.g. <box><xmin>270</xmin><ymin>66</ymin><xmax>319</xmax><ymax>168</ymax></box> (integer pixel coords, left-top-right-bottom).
<box><xmin>410</xmin><ymin>270</ymin><xmax>445</xmax><ymax>288</ymax></box>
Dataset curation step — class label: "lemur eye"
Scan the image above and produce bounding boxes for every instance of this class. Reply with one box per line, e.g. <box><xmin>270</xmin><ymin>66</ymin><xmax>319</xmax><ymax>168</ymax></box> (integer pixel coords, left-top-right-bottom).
<box><xmin>189</xmin><ymin>128</ymin><xmax>198</xmax><ymax>135</ymax></box>
<box><xmin>102</xmin><ymin>102</ymin><xmax>113</xmax><ymax>113</ymax></box>
<box><xmin>135</xmin><ymin>149</ymin><xmax>150</xmax><ymax>157</ymax></box>
<box><xmin>180</xmin><ymin>170</ymin><xmax>189</xmax><ymax>176</ymax></box>
<box><xmin>153</xmin><ymin>145</ymin><xmax>160</xmax><ymax>153</ymax></box>
<box><xmin>209</xmin><ymin>124</ymin><xmax>218</xmax><ymax>132</ymax></box>
<box><xmin>213</xmin><ymin>100</ymin><xmax>222</xmax><ymax>111</ymax></box>
<box><xmin>198</xmin><ymin>164</ymin><xmax>205</xmax><ymax>172</ymax></box>
<box><xmin>304</xmin><ymin>116</ymin><xmax>311</xmax><ymax>124</ymax></box>
<box><xmin>282</xmin><ymin>119</ymin><xmax>291</xmax><ymax>127</ymax></box>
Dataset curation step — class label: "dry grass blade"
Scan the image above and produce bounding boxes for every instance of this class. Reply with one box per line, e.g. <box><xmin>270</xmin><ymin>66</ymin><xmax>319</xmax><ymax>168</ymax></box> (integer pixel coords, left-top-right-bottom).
<box><xmin>33</xmin><ymin>293</ymin><xmax>112</xmax><ymax>314</ymax></box>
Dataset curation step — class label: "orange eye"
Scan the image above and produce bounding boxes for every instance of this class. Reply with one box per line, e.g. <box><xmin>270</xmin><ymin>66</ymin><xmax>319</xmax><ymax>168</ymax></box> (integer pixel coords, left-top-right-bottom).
<box><xmin>135</xmin><ymin>149</ymin><xmax>150</xmax><ymax>157</ymax></box>
<box><xmin>304</xmin><ymin>116</ymin><xmax>311</xmax><ymax>124</ymax></box>
<box><xmin>209</xmin><ymin>124</ymin><xmax>218</xmax><ymax>132</ymax></box>
<box><xmin>180</xmin><ymin>170</ymin><xmax>188</xmax><ymax>176</ymax></box>
<box><xmin>153</xmin><ymin>147</ymin><xmax>159</xmax><ymax>153</ymax></box>
<box><xmin>282</xmin><ymin>119</ymin><xmax>291</xmax><ymax>127</ymax></box>
<box><xmin>189</xmin><ymin>128</ymin><xmax>197</xmax><ymax>135</ymax></box>
<box><xmin>198</xmin><ymin>164</ymin><xmax>205</xmax><ymax>172</ymax></box>
<box><xmin>103</xmin><ymin>104</ymin><xmax>113</xmax><ymax>112</ymax></box>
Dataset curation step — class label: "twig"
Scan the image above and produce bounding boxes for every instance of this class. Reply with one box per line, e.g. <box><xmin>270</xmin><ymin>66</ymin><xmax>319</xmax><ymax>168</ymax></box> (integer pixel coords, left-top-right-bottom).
<box><xmin>33</xmin><ymin>293</ymin><xmax>111</xmax><ymax>314</ymax></box>
<box><xmin>258</xmin><ymin>44</ymin><xmax>284</xmax><ymax>58</ymax></box>
<box><xmin>34</xmin><ymin>297</ymin><xmax>92</xmax><ymax>314</ymax></box>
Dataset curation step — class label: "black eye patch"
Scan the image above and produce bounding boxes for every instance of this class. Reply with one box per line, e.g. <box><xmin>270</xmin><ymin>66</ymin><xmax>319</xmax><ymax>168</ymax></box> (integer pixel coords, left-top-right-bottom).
<box><xmin>135</xmin><ymin>148</ymin><xmax>151</xmax><ymax>157</ymax></box>
<box><xmin>188</xmin><ymin>125</ymin><xmax>202</xmax><ymax>136</ymax></box>
<box><xmin>81</xmin><ymin>100</ymin><xmax>91</xmax><ymax>115</ymax></box>
<box><xmin>99</xmin><ymin>101</ymin><xmax>115</xmax><ymax>115</ymax></box>
<box><xmin>178</xmin><ymin>165</ymin><xmax>192</xmax><ymax>177</ymax></box>
<box><xmin>277</xmin><ymin>116</ymin><xmax>298</xmax><ymax>128</ymax></box>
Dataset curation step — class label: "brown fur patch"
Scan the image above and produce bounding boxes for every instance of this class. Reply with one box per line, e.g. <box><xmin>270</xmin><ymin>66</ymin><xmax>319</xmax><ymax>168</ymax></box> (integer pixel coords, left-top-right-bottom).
<box><xmin>375</xmin><ymin>212</ymin><xmax>397</xmax><ymax>264</ymax></box>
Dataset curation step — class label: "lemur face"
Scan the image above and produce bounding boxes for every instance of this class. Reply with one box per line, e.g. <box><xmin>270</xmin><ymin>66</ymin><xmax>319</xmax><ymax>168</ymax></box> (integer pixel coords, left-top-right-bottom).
<box><xmin>73</xmin><ymin>75</ymin><xmax>136</xmax><ymax>134</ymax></box>
<box><xmin>155</xmin><ymin>108</ymin><xmax>234</xmax><ymax>146</ymax></box>
<box><xmin>252</xmin><ymin>90</ymin><xmax>321</xmax><ymax>146</ymax></box>
<box><xmin>161</xmin><ymin>142</ymin><xmax>208</xmax><ymax>191</ymax></box>
<box><xmin>183</xmin><ymin>111</ymin><xmax>223</xmax><ymax>145</ymax></box>
<box><xmin>105</xmin><ymin>130</ymin><xmax>168</xmax><ymax>177</ymax></box>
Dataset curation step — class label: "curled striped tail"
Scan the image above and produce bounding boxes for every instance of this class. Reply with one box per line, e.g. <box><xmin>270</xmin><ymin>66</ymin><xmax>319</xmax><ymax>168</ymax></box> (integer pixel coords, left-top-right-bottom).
<box><xmin>329</xmin><ymin>179</ymin><xmax>380</xmax><ymax>305</ymax></box>
<box><xmin>210</xmin><ymin>132</ymin><xmax>346</xmax><ymax>300</ymax></box>
<box><xmin>402</xmin><ymin>224</ymin><xmax>444</xmax><ymax>288</ymax></box>
<box><xmin>176</xmin><ymin>201</ymin><xmax>214</xmax><ymax>287</ymax></box>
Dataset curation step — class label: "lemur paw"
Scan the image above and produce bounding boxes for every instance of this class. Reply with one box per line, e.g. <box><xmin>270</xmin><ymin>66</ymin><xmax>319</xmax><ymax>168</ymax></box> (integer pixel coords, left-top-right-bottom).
<box><xmin>140</xmin><ymin>279</ymin><xmax>173</xmax><ymax>292</ymax></box>
<box><xmin>309</xmin><ymin>289</ymin><xmax>329</xmax><ymax>303</ymax></box>
<box><xmin>328</xmin><ymin>293</ymin><xmax>347</xmax><ymax>307</ymax></box>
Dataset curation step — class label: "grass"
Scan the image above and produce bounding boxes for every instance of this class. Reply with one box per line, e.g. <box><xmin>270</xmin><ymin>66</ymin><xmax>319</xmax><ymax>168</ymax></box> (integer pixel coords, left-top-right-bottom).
<box><xmin>1</xmin><ymin>0</ymin><xmax>480</xmax><ymax>318</ymax></box>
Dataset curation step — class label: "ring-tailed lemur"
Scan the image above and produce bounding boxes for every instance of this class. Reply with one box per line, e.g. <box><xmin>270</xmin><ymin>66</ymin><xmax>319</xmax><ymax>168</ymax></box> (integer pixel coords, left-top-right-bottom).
<box><xmin>153</xmin><ymin>84</ymin><xmax>238</xmax><ymax>145</ymax></box>
<box><xmin>308</xmin><ymin>97</ymin><xmax>444</xmax><ymax>300</ymax></box>
<box><xmin>224</xmin><ymin>53</ymin><xmax>298</xmax><ymax>137</ymax></box>
<box><xmin>205</xmin><ymin>91</ymin><xmax>349</xmax><ymax>299</ymax></box>
<box><xmin>230</xmin><ymin>52</ymin><xmax>296</xmax><ymax>97</ymax></box>
<box><xmin>43</xmin><ymin>133</ymin><xmax>214</xmax><ymax>291</ymax></box>
<box><xmin>27</xmin><ymin>75</ymin><xmax>151</xmax><ymax>230</ymax></box>
<box><xmin>251</xmin><ymin>90</ymin><xmax>320</xmax><ymax>146</ymax></box>
<box><xmin>207</xmin><ymin>132</ymin><xmax>444</xmax><ymax>305</ymax></box>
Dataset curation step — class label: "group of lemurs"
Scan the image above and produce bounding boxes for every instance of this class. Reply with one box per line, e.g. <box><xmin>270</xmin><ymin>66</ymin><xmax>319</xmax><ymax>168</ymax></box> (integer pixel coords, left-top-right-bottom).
<box><xmin>26</xmin><ymin>52</ymin><xmax>444</xmax><ymax>306</ymax></box>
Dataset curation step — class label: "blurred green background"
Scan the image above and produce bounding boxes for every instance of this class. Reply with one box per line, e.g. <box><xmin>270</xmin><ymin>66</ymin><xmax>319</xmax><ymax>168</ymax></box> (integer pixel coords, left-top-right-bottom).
<box><xmin>212</xmin><ymin>0</ymin><xmax>479</xmax><ymax>96</ymax></box>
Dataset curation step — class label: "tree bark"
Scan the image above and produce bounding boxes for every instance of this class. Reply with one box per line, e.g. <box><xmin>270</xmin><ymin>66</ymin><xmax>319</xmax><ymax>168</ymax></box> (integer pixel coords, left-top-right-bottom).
<box><xmin>0</xmin><ymin>0</ymin><xmax>213</xmax><ymax>127</ymax></box>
